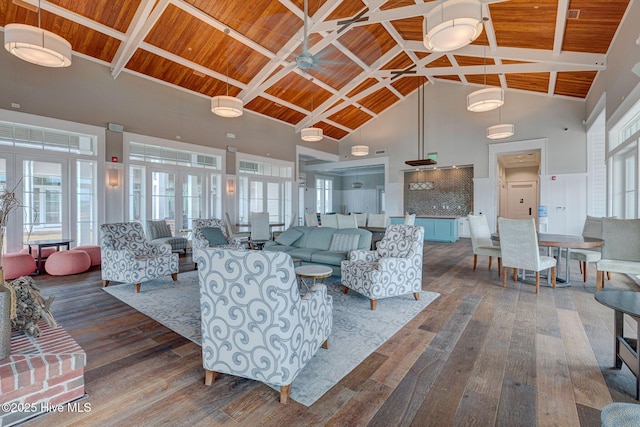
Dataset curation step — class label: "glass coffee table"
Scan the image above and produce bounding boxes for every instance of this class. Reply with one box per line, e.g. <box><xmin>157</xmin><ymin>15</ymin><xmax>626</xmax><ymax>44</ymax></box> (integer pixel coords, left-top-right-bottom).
<box><xmin>295</xmin><ymin>264</ymin><xmax>332</xmax><ymax>299</ymax></box>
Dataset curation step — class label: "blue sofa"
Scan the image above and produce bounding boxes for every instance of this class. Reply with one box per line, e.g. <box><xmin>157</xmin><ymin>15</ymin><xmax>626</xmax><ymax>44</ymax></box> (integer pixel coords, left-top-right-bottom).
<box><xmin>263</xmin><ymin>226</ymin><xmax>372</xmax><ymax>275</ymax></box>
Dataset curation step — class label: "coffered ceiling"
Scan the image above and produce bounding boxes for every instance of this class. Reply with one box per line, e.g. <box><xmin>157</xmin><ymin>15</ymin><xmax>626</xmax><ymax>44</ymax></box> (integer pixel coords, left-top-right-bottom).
<box><xmin>0</xmin><ymin>0</ymin><xmax>631</xmax><ymax>142</ymax></box>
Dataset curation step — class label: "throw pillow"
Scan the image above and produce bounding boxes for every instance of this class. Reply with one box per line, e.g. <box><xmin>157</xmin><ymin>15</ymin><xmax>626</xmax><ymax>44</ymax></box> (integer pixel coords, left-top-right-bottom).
<box><xmin>275</xmin><ymin>228</ymin><xmax>303</xmax><ymax>246</ymax></box>
<box><xmin>329</xmin><ymin>233</ymin><xmax>359</xmax><ymax>252</ymax></box>
<box><xmin>201</xmin><ymin>227</ymin><xmax>229</xmax><ymax>246</ymax></box>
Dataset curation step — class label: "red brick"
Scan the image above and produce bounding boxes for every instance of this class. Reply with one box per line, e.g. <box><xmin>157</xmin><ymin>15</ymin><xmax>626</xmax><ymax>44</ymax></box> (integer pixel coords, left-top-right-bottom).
<box><xmin>0</xmin><ymin>364</ymin><xmax>16</xmax><ymax>394</ymax></box>
<box><xmin>47</xmin><ymin>369</ymin><xmax>84</xmax><ymax>388</ymax></box>
<box><xmin>28</xmin><ymin>356</ymin><xmax>47</xmax><ymax>383</ymax></box>
<box><xmin>1</xmin><ymin>383</ymin><xmax>42</xmax><ymax>403</ymax></box>
<box><xmin>24</xmin><ymin>385</ymin><xmax>65</xmax><ymax>404</ymax></box>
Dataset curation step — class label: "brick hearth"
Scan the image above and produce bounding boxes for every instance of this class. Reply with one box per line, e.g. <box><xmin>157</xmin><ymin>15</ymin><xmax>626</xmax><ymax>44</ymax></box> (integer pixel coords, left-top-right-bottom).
<box><xmin>0</xmin><ymin>321</ymin><xmax>86</xmax><ymax>427</ymax></box>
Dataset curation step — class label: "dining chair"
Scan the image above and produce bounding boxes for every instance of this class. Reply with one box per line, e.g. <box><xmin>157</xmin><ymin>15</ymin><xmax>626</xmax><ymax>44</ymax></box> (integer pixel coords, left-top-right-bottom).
<box><xmin>337</xmin><ymin>214</ymin><xmax>357</xmax><ymax>229</ymax></box>
<box><xmin>468</xmin><ymin>214</ymin><xmax>501</xmax><ymax>276</ymax></box>
<box><xmin>249</xmin><ymin>212</ymin><xmax>271</xmax><ymax>249</ymax></box>
<box><xmin>596</xmin><ymin>218</ymin><xmax>640</xmax><ymax>292</ymax></box>
<box><xmin>351</xmin><ymin>213</ymin><xmax>367</xmax><ymax>228</ymax></box>
<box><xmin>367</xmin><ymin>214</ymin><xmax>388</xmax><ymax>228</ymax></box>
<box><xmin>305</xmin><ymin>212</ymin><xmax>319</xmax><ymax>227</ymax></box>
<box><xmin>320</xmin><ymin>213</ymin><xmax>338</xmax><ymax>228</ymax></box>
<box><xmin>224</xmin><ymin>212</ymin><xmax>251</xmax><ymax>244</ymax></box>
<box><xmin>498</xmin><ymin>217</ymin><xmax>556</xmax><ymax>294</ymax></box>
<box><xmin>569</xmin><ymin>215</ymin><xmax>605</xmax><ymax>283</ymax></box>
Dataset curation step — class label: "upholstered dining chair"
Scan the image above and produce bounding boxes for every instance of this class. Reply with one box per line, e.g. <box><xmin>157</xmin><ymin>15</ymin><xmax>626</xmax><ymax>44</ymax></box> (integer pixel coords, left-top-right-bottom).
<box><xmin>305</xmin><ymin>212</ymin><xmax>319</xmax><ymax>227</ymax></box>
<box><xmin>596</xmin><ymin>218</ymin><xmax>640</xmax><ymax>292</ymax></box>
<box><xmin>100</xmin><ymin>222</ymin><xmax>179</xmax><ymax>293</ymax></box>
<box><xmin>224</xmin><ymin>212</ymin><xmax>251</xmax><ymax>245</ymax></box>
<box><xmin>341</xmin><ymin>224</ymin><xmax>424</xmax><ymax>310</ymax></box>
<box><xmin>468</xmin><ymin>214</ymin><xmax>501</xmax><ymax>276</ymax></box>
<box><xmin>320</xmin><ymin>213</ymin><xmax>338</xmax><ymax>228</ymax></box>
<box><xmin>367</xmin><ymin>213</ymin><xmax>388</xmax><ymax>228</ymax></box>
<box><xmin>569</xmin><ymin>215</ymin><xmax>606</xmax><ymax>283</ymax></box>
<box><xmin>351</xmin><ymin>213</ymin><xmax>367</xmax><ymax>228</ymax></box>
<box><xmin>337</xmin><ymin>214</ymin><xmax>358</xmax><ymax>229</ymax></box>
<box><xmin>249</xmin><ymin>212</ymin><xmax>271</xmax><ymax>249</ymax></box>
<box><xmin>498</xmin><ymin>217</ymin><xmax>556</xmax><ymax>293</ymax></box>
<box><xmin>197</xmin><ymin>248</ymin><xmax>332</xmax><ymax>404</ymax></box>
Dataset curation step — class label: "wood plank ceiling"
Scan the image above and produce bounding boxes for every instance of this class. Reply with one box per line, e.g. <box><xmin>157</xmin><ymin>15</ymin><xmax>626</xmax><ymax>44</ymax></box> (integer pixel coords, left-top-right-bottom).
<box><xmin>0</xmin><ymin>0</ymin><xmax>631</xmax><ymax>141</ymax></box>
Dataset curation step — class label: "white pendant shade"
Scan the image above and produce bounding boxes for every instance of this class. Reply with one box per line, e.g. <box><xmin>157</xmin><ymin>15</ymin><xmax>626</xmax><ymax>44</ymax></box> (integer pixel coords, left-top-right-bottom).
<box><xmin>351</xmin><ymin>145</ymin><xmax>369</xmax><ymax>156</ymax></box>
<box><xmin>4</xmin><ymin>23</ymin><xmax>72</xmax><ymax>68</ymax></box>
<box><xmin>211</xmin><ymin>95</ymin><xmax>243</xmax><ymax>118</ymax></box>
<box><xmin>301</xmin><ymin>127</ymin><xmax>323</xmax><ymax>142</ymax></box>
<box><xmin>467</xmin><ymin>87</ymin><xmax>504</xmax><ymax>112</ymax></box>
<box><xmin>486</xmin><ymin>123</ymin><xmax>515</xmax><ymax>139</ymax></box>
<box><xmin>423</xmin><ymin>0</ymin><xmax>483</xmax><ymax>52</ymax></box>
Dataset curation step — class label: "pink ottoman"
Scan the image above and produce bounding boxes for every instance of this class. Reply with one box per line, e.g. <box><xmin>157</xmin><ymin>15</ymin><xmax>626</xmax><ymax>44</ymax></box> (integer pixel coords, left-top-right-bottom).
<box><xmin>1</xmin><ymin>253</ymin><xmax>37</xmax><ymax>280</ymax></box>
<box><xmin>44</xmin><ymin>250</ymin><xmax>91</xmax><ymax>276</ymax></box>
<box><xmin>71</xmin><ymin>245</ymin><xmax>101</xmax><ymax>266</ymax></box>
<box><xmin>20</xmin><ymin>247</ymin><xmax>58</xmax><ymax>259</ymax></box>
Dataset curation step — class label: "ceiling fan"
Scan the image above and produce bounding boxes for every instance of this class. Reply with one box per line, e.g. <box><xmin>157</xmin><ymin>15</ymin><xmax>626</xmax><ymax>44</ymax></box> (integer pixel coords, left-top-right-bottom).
<box><xmin>294</xmin><ymin>0</ymin><xmax>319</xmax><ymax>72</ymax></box>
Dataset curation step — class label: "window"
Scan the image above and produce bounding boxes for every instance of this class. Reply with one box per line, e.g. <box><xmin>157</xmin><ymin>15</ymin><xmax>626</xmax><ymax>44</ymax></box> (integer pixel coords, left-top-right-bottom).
<box><xmin>609</xmin><ymin>97</ymin><xmax>640</xmax><ymax>218</ymax></box>
<box><xmin>236</xmin><ymin>156</ymin><xmax>293</xmax><ymax>225</ymax></box>
<box><xmin>0</xmin><ymin>111</ymin><xmax>103</xmax><ymax>251</ymax></box>
<box><xmin>126</xmin><ymin>136</ymin><xmax>224</xmax><ymax>231</ymax></box>
<box><xmin>316</xmin><ymin>178</ymin><xmax>333</xmax><ymax>213</ymax></box>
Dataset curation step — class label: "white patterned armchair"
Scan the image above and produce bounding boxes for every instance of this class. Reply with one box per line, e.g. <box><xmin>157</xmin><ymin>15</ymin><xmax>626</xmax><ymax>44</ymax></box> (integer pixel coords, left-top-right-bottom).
<box><xmin>341</xmin><ymin>224</ymin><xmax>424</xmax><ymax>310</ymax></box>
<box><xmin>197</xmin><ymin>248</ymin><xmax>332</xmax><ymax>404</ymax></box>
<box><xmin>191</xmin><ymin>219</ymin><xmax>243</xmax><ymax>267</ymax></box>
<box><xmin>100</xmin><ymin>222</ymin><xmax>179</xmax><ymax>293</ymax></box>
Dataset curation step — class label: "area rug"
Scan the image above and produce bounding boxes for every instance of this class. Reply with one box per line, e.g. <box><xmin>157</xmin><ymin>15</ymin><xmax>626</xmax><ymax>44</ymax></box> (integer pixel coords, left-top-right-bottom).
<box><xmin>102</xmin><ymin>271</ymin><xmax>439</xmax><ymax>406</ymax></box>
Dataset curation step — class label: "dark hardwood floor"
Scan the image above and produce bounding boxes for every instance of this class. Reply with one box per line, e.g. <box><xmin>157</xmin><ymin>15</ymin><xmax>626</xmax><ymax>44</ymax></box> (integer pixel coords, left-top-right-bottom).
<box><xmin>22</xmin><ymin>239</ymin><xmax>640</xmax><ymax>426</ymax></box>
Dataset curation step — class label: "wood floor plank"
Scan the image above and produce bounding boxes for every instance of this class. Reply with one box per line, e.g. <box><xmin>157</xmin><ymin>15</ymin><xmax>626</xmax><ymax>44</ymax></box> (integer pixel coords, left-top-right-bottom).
<box><xmin>536</xmin><ymin>333</ymin><xmax>581</xmax><ymax>426</ymax></box>
<box><xmin>557</xmin><ymin>308</ymin><xmax>613</xmax><ymax>409</ymax></box>
<box><xmin>16</xmin><ymin>242</ymin><xmax>640</xmax><ymax>426</ymax></box>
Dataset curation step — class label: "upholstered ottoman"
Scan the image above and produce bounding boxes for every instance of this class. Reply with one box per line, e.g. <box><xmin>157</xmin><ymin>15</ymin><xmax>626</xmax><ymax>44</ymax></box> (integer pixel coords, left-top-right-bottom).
<box><xmin>44</xmin><ymin>250</ymin><xmax>91</xmax><ymax>276</ymax></box>
<box><xmin>1</xmin><ymin>252</ymin><xmax>37</xmax><ymax>280</ymax></box>
<box><xmin>71</xmin><ymin>245</ymin><xmax>101</xmax><ymax>266</ymax></box>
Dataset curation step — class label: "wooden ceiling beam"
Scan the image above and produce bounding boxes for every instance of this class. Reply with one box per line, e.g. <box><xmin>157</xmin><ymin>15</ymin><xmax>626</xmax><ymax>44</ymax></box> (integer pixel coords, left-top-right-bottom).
<box><xmin>553</xmin><ymin>0</ymin><xmax>570</xmax><ymax>55</ymax></box>
<box><xmin>110</xmin><ymin>0</ymin><xmax>163</xmax><ymax>79</ymax></box>
<box><xmin>405</xmin><ymin>43</ymin><xmax>607</xmax><ymax>68</ymax></box>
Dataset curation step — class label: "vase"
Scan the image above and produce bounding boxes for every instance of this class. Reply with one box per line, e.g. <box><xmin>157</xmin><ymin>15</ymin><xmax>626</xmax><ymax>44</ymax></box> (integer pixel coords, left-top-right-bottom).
<box><xmin>0</xmin><ymin>268</ymin><xmax>11</xmax><ymax>359</ymax></box>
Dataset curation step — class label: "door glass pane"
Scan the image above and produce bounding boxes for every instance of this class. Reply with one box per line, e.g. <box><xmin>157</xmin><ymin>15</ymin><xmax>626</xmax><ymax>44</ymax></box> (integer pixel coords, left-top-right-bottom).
<box><xmin>152</xmin><ymin>171</ymin><xmax>176</xmax><ymax>234</ymax></box>
<box><xmin>182</xmin><ymin>174</ymin><xmax>203</xmax><ymax>229</ymax></box>
<box><xmin>23</xmin><ymin>160</ymin><xmax>62</xmax><ymax>242</ymax></box>
<box><xmin>129</xmin><ymin>165</ymin><xmax>145</xmax><ymax>221</ymax></box>
<box><xmin>267</xmin><ymin>181</ymin><xmax>280</xmax><ymax>222</ymax></box>
<box><xmin>77</xmin><ymin>160</ymin><xmax>97</xmax><ymax>244</ymax></box>
<box><xmin>250</xmin><ymin>180</ymin><xmax>263</xmax><ymax>213</ymax></box>
<box><xmin>210</xmin><ymin>174</ymin><xmax>221</xmax><ymax>220</ymax></box>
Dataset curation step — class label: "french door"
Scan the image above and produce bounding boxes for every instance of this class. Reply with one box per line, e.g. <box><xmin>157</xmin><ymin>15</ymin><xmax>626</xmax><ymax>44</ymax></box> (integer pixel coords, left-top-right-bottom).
<box><xmin>150</xmin><ymin>169</ymin><xmax>204</xmax><ymax>233</ymax></box>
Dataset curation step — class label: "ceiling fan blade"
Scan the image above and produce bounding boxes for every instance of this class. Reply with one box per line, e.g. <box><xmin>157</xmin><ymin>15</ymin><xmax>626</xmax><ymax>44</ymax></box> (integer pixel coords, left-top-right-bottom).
<box><xmin>479</xmin><ymin>0</ymin><xmax>509</xmax><ymax>4</ymax></box>
<box><xmin>337</xmin><ymin>8</ymin><xmax>370</xmax><ymax>34</ymax></box>
<box><xmin>390</xmin><ymin>64</ymin><xmax>417</xmax><ymax>81</ymax></box>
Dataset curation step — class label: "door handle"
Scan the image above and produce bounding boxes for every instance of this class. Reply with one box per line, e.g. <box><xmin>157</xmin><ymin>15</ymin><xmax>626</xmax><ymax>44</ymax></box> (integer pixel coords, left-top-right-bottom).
<box><xmin>529</xmin><ymin>207</ymin><xmax>532</xmax><ymax>215</ymax></box>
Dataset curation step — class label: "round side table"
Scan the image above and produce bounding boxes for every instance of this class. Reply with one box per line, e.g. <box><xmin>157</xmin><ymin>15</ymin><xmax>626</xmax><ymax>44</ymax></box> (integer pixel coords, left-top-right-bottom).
<box><xmin>295</xmin><ymin>264</ymin><xmax>332</xmax><ymax>299</ymax></box>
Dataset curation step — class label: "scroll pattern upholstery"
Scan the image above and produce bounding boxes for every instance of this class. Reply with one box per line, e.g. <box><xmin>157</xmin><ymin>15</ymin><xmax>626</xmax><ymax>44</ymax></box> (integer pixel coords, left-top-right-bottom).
<box><xmin>341</xmin><ymin>224</ymin><xmax>424</xmax><ymax>301</ymax></box>
<box><xmin>191</xmin><ymin>219</ymin><xmax>242</xmax><ymax>262</ymax></box>
<box><xmin>100</xmin><ymin>222</ymin><xmax>179</xmax><ymax>287</ymax></box>
<box><xmin>197</xmin><ymin>248</ymin><xmax>332</xmax><ymax>388</ymax></box>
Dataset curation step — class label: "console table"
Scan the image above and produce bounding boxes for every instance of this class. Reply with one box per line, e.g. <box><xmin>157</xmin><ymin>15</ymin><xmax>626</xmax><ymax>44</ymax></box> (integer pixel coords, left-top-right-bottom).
<box><xmin>595</xmin><ymin>290</ymin><xmax>640</xmax><ymax>399</ymax></box>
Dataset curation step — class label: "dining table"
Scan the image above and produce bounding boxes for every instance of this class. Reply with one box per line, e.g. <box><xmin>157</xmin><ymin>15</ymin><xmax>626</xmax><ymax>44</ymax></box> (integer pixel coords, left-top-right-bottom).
<box><xmin>493</xmin><ymin>233</ymin><xmax>604</xmax><ymax>286</ymax></box>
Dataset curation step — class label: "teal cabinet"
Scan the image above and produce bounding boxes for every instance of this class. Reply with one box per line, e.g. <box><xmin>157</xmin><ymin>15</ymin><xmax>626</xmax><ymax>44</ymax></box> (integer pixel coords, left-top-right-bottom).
<box><xmin>390</xmin><ymin>217</ymin><xmax>459</xmax><ymax>242</ymax></box>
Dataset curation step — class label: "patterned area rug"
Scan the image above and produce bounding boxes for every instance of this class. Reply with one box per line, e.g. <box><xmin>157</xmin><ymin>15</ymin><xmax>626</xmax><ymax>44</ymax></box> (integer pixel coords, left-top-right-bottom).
<box><xmin>102</xmin><ymin>270</ymin><xmax>439</xmax><ymax>406</ymax></box>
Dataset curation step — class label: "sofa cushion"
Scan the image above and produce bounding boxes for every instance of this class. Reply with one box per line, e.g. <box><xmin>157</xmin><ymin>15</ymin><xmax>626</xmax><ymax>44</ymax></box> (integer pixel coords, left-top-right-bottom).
<box><xmin>311</xmin><ymin>250</ymin><xmax>348</xmax><ymax>266</ymax></box>
<box><xmin>285</xmin><ymin>247</ymin><xmax>322</xmax><ymax>262</ymax></box>
<box><xmin>334</xmin><ymin>228</ymin><xmax>372</xmax><ymax>250</ymax></box>
<box><xmin>275</xmin><ymin>228</ymin><xmax>303</xmax><ymax>246</ymax></box>
<box><xmin>304</xmin><ymin>227</ymin><xmax>337</xmax><ymax>250</ymax></box>
<box><xmin>329</xmin><ymin>234</ymin><xmax>359</xmax><ymax>252</ymax></box>
<box><xmin>263</xmin><ymin>244</ymin><xmax>296</xmax><ymax>253</ymax></box>
<box><xmin>201</xmin><ymin>227</ymin><xmax>229</xmax><ymax>246</ymax></box>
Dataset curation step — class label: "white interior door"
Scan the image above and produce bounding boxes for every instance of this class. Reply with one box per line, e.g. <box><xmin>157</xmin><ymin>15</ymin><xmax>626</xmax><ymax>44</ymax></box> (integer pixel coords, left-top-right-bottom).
<box><xmin>506</xmin><ymin>181</ymin><xmax>538</xmax><ymax>220</ymax></box>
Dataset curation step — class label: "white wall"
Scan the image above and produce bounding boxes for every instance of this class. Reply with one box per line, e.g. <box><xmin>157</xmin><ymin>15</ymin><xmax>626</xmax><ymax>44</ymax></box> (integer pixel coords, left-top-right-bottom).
<box><xmin>339</xmin><ymin>83</ymin><xmax>588</xmax><ymax>184</ymax></box>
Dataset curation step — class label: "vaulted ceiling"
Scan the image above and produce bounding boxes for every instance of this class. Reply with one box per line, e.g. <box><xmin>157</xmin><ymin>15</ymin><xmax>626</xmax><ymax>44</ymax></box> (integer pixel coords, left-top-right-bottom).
<box><xmin>0</xmin><ymin>0</ymin><xmax>631</xmax><ymax>141</ymax></box>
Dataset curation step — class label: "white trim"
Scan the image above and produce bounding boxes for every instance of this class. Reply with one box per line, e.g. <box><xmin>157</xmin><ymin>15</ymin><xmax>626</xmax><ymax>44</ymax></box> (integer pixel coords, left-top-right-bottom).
<box><xmin>607</xmin><ymin>80</ymin><xmax>640</xmax><ymax>132</ymax></box>
<box><xmin>585</xmin><ymin>91</ymin><xmax>606</xmax><ymax>130</ymax></box>
<box><xmin>123</xmin><ymin>131</ymin><xmax>226</xmax><ymax>160</ymax></box>
<box><xmin>488</xmin><ymin>138</ymin><xmax>548</xmax><ymax>179</ymax></box>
